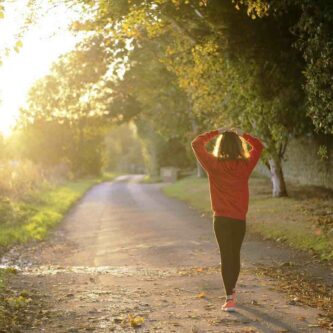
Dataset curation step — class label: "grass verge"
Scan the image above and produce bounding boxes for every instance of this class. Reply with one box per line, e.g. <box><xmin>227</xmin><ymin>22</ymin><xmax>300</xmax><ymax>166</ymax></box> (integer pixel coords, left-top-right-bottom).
<box><xmin>162</xmin><ymin>174</ymin><xmax>333</xmax><ymax>261</ymax></box>
<box><xmin>0</xmin><ymin>172</ymin><xmax>119</xmax><ymax>251</ymax></box>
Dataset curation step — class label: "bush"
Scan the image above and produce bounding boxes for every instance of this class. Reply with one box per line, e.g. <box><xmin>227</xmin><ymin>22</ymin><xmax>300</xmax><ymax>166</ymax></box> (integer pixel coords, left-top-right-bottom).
<box><xmin>0</xmin><ymin>160</ymin><xmax>46</xmax><ymax>199</ymax></box>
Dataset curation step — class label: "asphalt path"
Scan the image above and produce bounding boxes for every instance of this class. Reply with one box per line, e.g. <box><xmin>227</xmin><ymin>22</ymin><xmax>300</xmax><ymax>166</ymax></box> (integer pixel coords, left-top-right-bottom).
<box><xmin>3</xmin><ymin>175</ymin><xmax>330</xmax><ymax>333</ymax></box>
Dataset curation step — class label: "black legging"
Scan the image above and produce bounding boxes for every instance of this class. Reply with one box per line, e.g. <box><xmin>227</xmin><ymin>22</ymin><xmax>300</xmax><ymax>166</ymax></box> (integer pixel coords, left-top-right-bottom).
<box><xmin>213</xmin><ymin>216</ymin><xmax>246</xmax><ymax>296</ymax></box>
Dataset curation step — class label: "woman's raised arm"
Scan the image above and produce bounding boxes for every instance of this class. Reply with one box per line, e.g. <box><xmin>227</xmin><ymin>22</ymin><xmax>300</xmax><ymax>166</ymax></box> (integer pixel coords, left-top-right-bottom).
<box><xmin>191</xmin><ymin>129</ymin><xmax>223</xmax><ymax>172</ymax></box>
<box><xmin>241</xmin><ymin>132</ymin><xmax>264</xmax><ymax>173</ymax></box>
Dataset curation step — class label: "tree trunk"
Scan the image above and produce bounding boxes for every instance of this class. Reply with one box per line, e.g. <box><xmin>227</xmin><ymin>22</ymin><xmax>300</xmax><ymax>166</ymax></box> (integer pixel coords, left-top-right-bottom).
<box><xmin>196</xmin><ymin>161</ymin><xmax>206</xmax><ymax>178</ymax></box>
<box><xmin>268</xmin><ymin>156</ymin><xmax>288</xmax><ymax>197</ymax></box>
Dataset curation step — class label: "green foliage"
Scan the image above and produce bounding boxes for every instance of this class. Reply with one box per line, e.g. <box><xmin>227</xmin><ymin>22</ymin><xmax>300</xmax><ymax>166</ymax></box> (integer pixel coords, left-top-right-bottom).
<box><xmin>82</xmin><ymin>1</ymin><xmax>305</xmax><ymax>142</ymax></box>
<box><xmin>13</xmin><ymin>119</ymin><xmax>106</xmax><ymax>177</ymax></box>
<box><xmin>294</xmin><ymin>0</ymin><xmax>333</xmax><ymax>134</ymax></box>
<box><xmin>135</xmin><ymin>117</ymin><xmax>166</xmax><ymax>176</ymax></box>
<box><xmin>66</xmin><ymin>120</ymin><xmax>107</xmax><ymax>177</ymax></box>
<box><xmin>236</xmin><ymin>0</ymin><xmax>333</xmax><ymax>134</ymax></box>
<box><xmin>20</xmin><ymin>0</ymin><xmax>333</xmax><ymax>190</ymax></box>
<box><xmin>0</xmin><ymin>159</ymin><xmax>48</xmax><ymax>199</ymax></box>
<box><xmin>12</xmin><ymin>121</ymin><xmax>73</xmax><ymax>168</ymax></box>
<box><xmin>159</xmin><ymin>137</ymin><xmax>193</xmax><ymax>168</ymax></box>
<box><xmin>104</xmin><ymin>123</ymin><xmax>145</xmax><ymax>173</ymax></box>
<box><xmin>317</xmin><ymin>145</ymin><xmax>328</xmax><ymax>161</ymax></box>
<box><xmin>21</xmin><ymin>34</ymin><xmax>108</xmax><ymax>122</ymax></box>
<box><xmin>0</xmin><ymin>198</ymin><xmax>36</xmax><ymax>226</ymax></box>
<box><xmin>95</xmin><ymin>31</ymin><xmax>194</xmax><ymax>174</ymax></box>
<box><xmin>16</xmin><ymin>33</ymin><xmax>112</xmax><ymax>177</ymax></box>
<box><xmin>0</xmin><ymin>1</ymin><xmax>4</xmax><ymax>20</ymax></box>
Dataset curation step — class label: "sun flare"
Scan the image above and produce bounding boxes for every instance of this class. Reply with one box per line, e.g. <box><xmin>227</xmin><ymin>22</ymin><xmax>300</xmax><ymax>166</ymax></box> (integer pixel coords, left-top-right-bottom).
<box><xmin>0</xmin><ymin>0</ymin><xmax>83</xmax><ymax>137</ymax></box>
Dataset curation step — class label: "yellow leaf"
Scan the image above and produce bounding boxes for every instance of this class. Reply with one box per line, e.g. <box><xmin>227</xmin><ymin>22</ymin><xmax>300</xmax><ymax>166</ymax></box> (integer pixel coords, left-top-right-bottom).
<box><xmin>129</xmin><ymin>315</ymin><xmax>144</xmax><ymax>327</ymax></box>
<box><xmin>197</xmin><ymin>291</ymin><xmax>206</xmax><ymax>298</ymax></box>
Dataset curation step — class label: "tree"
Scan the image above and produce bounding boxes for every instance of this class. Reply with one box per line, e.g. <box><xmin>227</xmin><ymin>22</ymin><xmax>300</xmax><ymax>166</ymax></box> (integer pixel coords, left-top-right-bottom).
<box><xmin>234</xmin><ymin>0</ymin><xmax>333</xmax><ymax>135</ymax></box>
<box><xmin>59</xmin><ymin>0</ymin><xmax>332</xmax><ymax>195</ymax></box>
<box><xmin>78</xmin><ymin>0</ymin><xmax>308</xmax><ymax>196</ymax></box>
<box><xmin>21</xmin><ymin>34</ymin><xmax>108</xmax><ymax>122</ymax></box>
<box><xmin>104</xmin><ymin>122</ymin><xmax>145</xmax><ymax>173</ymax></box>
<box><xmin>18</xmin><ymin>34</ymin><xmax>111</xmax><ymax>177</ymax></box>
<box><xmin>90</xmin><ymin>33</ymin><xmax>195</xmax><ymax>176</ymax></box>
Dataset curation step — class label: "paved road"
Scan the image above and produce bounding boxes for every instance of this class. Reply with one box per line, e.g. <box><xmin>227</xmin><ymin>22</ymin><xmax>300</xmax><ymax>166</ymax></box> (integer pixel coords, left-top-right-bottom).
<box><xmin>4</xmin><ymin>175</ymin><xmax>329</xmax><ymax>332</ymax></box>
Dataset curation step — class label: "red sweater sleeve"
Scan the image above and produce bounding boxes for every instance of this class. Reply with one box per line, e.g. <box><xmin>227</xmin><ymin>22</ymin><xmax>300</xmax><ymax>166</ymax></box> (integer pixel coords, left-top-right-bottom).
<box><xmin>191</xmin><ymin>130</ymin><xmax>220</xmax><ymax>172</ymax></box>
<box><xmin>242</xmin><ymin>132</ymin><xmax>264</xmax><ymax>173</ymax></box>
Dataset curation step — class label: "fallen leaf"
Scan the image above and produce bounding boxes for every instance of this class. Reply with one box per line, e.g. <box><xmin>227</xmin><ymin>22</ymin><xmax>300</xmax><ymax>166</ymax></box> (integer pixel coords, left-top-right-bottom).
<box><xmin>196</xmin><ymin>291</ymin><xmax>206</xmax><ymax>298</ymax></box>
<box><xmin>129</xmin><ymin>314</ymin><xmax>144</xmax><ymax>328</ymax></box>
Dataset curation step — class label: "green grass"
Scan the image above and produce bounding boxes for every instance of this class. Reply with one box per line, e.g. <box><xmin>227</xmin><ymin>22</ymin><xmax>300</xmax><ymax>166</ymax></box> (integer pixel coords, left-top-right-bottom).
<box><xmin>0</xmin><ymin>173</ymin><xmax>119</xmax><ymax>249</ymax></box>
<box><xmin>162</xmin><ymin>175</ymin><xmax>333</xmax><ymax>261</ymax></box>
<box><xmin>100</xmin><ymin>171</ymin><xmax>121</xmax><ymax>182</ymax></box>
<box><xmin>163</xmin><ymin>176</ymin><xmax>211</xmax><ymax>213</ymax></box>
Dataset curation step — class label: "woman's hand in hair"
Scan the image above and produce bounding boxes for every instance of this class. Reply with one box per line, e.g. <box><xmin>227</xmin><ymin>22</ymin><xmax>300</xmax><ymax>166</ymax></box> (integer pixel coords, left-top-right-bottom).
<box><xmin>217</xmin><ymin>127</ymin><xmax>230</xmax><ymax>134</ymax></box>
<box><xmin>231</xmin><ymin>127</ymin><xmax>244</xmax><ymax>136</ymax></box>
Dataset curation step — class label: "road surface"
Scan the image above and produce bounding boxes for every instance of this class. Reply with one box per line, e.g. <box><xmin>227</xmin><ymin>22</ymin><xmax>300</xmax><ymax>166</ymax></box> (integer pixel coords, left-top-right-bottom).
<box><xmin>3</xmin><ymin>175</ymin><xmax>330</xmax><ymax>332</ymax></box>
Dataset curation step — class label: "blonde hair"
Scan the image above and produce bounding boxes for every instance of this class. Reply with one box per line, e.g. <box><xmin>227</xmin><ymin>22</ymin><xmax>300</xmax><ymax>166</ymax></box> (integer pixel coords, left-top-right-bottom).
<box><xmin>213</xmin><ymin>131</ymin><xmax>249</xmax><ymax>160</ymax></box>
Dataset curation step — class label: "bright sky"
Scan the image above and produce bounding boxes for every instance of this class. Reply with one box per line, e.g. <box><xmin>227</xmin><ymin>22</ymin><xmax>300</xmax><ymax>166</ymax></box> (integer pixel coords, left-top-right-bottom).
<box><xmin>0</xmin><ymin>0</ymin><xmax>85</xmax><ymax>136</ymax></box>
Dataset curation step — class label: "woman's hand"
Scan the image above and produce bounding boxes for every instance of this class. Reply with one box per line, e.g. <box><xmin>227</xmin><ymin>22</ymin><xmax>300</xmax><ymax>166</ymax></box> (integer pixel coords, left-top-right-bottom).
<box><xmin>230</xmin><ymin>127</ymin><xmax>244</xmax><ymax>136</ymax></box>
<box><xmin>217</xmin><ymin>127</ymin><xmax>230</xmax><ymax>134</ymax></box>
<box><xmin>217</xmin><ymin>127</ymin><xmax>244</xmax><ymax>136</ymax></box>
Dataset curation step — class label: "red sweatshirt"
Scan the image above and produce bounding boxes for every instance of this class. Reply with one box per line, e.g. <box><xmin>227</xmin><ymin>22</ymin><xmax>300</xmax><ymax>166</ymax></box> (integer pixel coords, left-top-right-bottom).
<box><xmin>191</xmin><ymin>130</ymin><xmax>264</xmax><ymax>221</ymax></box>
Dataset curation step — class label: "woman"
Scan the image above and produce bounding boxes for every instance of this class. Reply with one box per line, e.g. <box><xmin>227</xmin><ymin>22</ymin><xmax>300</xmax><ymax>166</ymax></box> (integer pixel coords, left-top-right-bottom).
<box><xmin>191</xmin><ymin>127</ymin><xmax>264</xmax><ymax>312</ymax></box>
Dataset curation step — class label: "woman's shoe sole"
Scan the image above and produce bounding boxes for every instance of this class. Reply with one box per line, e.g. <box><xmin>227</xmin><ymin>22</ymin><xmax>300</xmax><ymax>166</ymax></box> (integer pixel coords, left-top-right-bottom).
<box><xmin>222</xmin><ymin>307</ymin><xmax>236</xmax><ymax>312</ymax></box>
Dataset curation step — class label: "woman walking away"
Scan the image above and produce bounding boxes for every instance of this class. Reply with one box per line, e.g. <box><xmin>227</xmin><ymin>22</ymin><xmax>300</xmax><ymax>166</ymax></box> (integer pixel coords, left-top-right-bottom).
<box><xmin>191</xmin><ymin>127</ymin><xmax>264</xmax><ymax>312</ymax></box>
